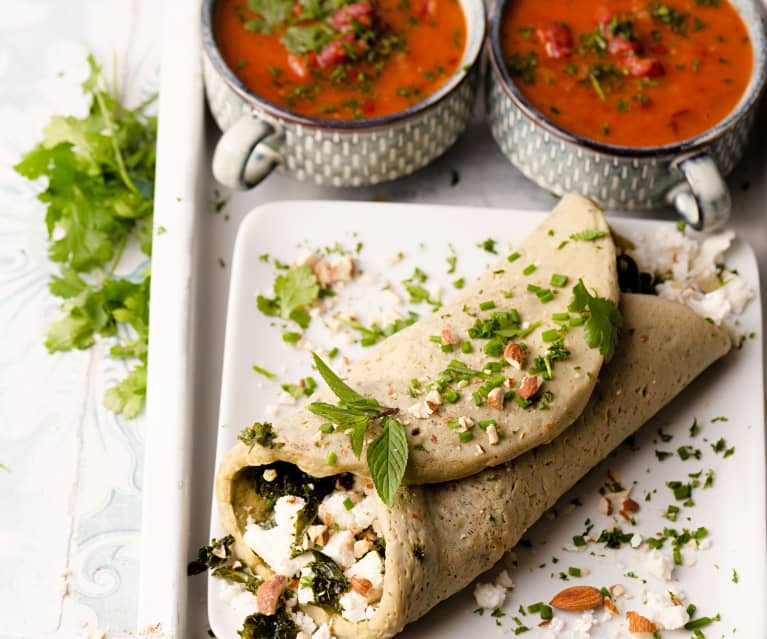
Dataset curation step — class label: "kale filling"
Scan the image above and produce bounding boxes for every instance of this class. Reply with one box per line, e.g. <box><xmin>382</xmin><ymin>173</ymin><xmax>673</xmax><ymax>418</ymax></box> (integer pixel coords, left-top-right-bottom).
<box><xmin>309</xmin><ymin>550</ymin><xmax>351</xmax><ymax>612</ymax></box>
<box><xmin>239</xmin><ymin>606</ymin><xmax>298</xmax><ymax>639</ymax></box>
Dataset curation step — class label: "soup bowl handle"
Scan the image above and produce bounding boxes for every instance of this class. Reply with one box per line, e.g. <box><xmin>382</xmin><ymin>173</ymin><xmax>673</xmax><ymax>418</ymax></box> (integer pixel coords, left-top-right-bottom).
<box><xmin>667</xmin><ymin>152</ymin><xmax>731</xmax><ymax>232</ymax></box>
<box><xmin>212</xmin><ymin>115</ymin><xmax>282</xmax><ymax>190</ymax></box>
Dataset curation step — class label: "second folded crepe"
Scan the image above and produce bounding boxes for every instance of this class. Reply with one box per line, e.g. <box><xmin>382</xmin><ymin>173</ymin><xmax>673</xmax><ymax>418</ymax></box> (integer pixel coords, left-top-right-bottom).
<box><xmin>251</xmin><ymin>193</ymin><xmax>620</xmax><ymax>484</ymax></box>
<box><xmin>216</xmin><ymin>294</ymin><xmax>731</xmax><ymax>639</ymax></box>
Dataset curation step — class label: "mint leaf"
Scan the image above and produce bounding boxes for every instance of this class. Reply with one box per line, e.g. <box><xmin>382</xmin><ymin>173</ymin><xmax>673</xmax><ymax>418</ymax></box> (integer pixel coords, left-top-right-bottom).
<box><xmin>366</xmin><ymin>417</ymin><xmax>409</xmax><ymax>507</ymax></box>
<box><xmin>570</xmin><ymin>229</ymin><xmax>608</xmax><ymax>241</ymax></box>
<box><xmin>568</xmin><ymin>279</ymin><xmax>622</xmax><ymax>361</ymax></box>
<box><xmin>312</xmin><ymin>353</ymin><xmax>365</xmax><ymax>404</ymax></box>
<box><xmin>308</xmin><ymin>402</ymin><xmax>371</xmax><ymax>432</ymax></box>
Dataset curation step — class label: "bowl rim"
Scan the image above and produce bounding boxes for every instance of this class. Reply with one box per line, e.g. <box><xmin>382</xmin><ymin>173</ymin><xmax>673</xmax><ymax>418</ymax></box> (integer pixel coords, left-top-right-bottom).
<box><xmin>486</xmin><ymin>0</ymin><xmax>767</xmax><ymax>158</ymax></box>
<box><xmin>201</xmin><ymin>0</ymin><xmax>486</xmax><ymax>131</ymax></box>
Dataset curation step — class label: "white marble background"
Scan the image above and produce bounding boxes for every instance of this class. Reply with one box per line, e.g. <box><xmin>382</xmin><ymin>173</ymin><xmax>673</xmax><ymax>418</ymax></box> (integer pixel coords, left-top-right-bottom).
<box><xmin>0</xmin><ymin>1</ymin><xmax>158</xmax><ymax>637</ymax></box>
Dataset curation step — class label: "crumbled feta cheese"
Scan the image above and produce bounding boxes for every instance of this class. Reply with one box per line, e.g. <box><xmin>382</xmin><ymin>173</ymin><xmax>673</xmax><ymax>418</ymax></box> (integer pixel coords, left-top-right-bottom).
<box><xmin>351</xmin><ymin>494</ymin><xmax>378</xmax><ymax>532</ymax></box>
<box><xmin>219</xmin><ymin>582</ymin><xmax>260</xmax><ymax>617</ymax></box>
<box><xmin>340</xmin><ymin>590</ymin><xmax>374</xmax><ymax>622</ymax></box>
<box><xmin>644</xmin><ymin>591</ymin><xmax>690</xmax><ymax>630</ymax></box>
<box><xmin>473</xmin><ymin>582</ymin><xmax>507</xmax><ymax>609</ymax></box>
<box><xmin>294</xmin><ymin>249</ymin><xmax>319</xmax><ymax>268</ymax></box>
<box><xmin>424</xmin><ymin>389</ymin><xmax>442</xmax><ymax>407</ymax></box>
<box><xmin>243</xmin><ymin>496</ymin><xmax>313</xmax><ymax>575</ymax></box>
<box><xmin>630</xmin><ymin>534</ymin><xmax>642</xmax><ymax>549</ymax></box>
<box><xmin>354</xmin><ymin>539</ymin><xmax>372</xmax><ymax>559</ymax></box>
<box><xmin>495</xmin><ymin>569</ymin><xmax>514</xmax><ymax>589</ymax></box>
<box><xmin>698</xmin><ymin>538</ymin><xmax>712</xmax><ymax>550</ymax></box>
<box><xmin>297</xmin><ymin>567</ymin><xmax>316</xmax><ymax>605</ymax></box>
<box><xmin>319</xmin><ymin>492</ymin><xmax>359</xmax><ymax>530</ymax></box>
<box><xmin>278</xmin><ymin>391</ymin><xmax>298</xmax><ymax>405</ymax></box>
<box><xmin>408</xmin><ymin>401</ymin><xmax>433</xmax><ymax>419</ymax></box>
<box><xmin>643</xmin><ymin>548</ymin><xmax>674</xmax><ymax>582</ymax></box>
<box><xmin>486</xmin><ymin>424</ymin><xmax>500</xmax><ymax>445</ymax></box>
<box><xmin>571</xmin><ymin>610</ymin><xmax>596</xmax><ymax>638</ymax></box>
<box><xmin>542</xmin><ymin>616</ymin><xmax>565</xmax><ymax>636</ymax></box>
<box><xmin>345</xmin><ymin>551</ymin><xmax>384</xmax><ymax>601</ymax></box>
<box><xmin>292</xmin><ymin>610</ymin><xmax>318</xmax><ymax>636</ymax></box>
<box><xmin>322</xmin><ymin>530</ymin><xmax>356</xmax><ymax>570</ymax></box>
<box><xmin>265</xmin><ymin>404</ymin><xmax>278</xmax><ymax>417</ymax></box>
<box><xmin>263</xmin><ymin>469</ymin><xmax>277</xmax><ymax>482</ymax></box>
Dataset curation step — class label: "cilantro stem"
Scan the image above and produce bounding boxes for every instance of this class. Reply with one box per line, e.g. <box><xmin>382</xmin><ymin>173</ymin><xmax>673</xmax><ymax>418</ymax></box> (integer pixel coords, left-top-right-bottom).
<box><xmin>94</xmin><ymin>89</ymin><xmax>139</xmax><ymax>195</ymax></box>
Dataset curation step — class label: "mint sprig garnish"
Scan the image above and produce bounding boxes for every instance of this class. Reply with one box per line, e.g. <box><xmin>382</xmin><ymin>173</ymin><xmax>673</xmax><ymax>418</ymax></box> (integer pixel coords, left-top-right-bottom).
<box><xmin>308</xmin><ymin>353</ymin><xmax>408</xmax><ymax>506</ymax></box>
<box><xmin>568</xmin><ymin>279</ymin><xmax>622</xmax><ymax>361</ymax></box>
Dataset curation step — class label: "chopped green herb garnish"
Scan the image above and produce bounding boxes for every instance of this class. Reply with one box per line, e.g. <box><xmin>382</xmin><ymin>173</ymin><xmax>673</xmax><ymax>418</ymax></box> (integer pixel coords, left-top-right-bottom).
<box><xmin>252</xmin><ymin>364</ymin><xmax>277</xmax><ymax>380</ymax></box>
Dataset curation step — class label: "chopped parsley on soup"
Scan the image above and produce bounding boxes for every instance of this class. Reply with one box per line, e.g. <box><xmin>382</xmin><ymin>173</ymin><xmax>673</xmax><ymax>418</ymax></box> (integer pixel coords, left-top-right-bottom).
<box><xmin>214</xmin><ymin>0</ymin><xmax>467</xmax><ymax>120</ymax></box>
<box><xmin>501</xmin><ymin>0</ymin><xmax>752</xmax><ymax>146</ymax></box>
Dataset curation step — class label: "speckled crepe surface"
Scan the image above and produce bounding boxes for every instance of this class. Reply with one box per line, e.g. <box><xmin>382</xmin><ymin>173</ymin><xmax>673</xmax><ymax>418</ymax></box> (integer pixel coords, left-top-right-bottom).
<box><xmin>256</xmin><ymin>193</ymin><xmax>620</xmax><ymax>484</ymax></box>
<box><xmin>216</xmin><ymin>293</ymin><xmax>731</xmax><ymax>639</ymax></box>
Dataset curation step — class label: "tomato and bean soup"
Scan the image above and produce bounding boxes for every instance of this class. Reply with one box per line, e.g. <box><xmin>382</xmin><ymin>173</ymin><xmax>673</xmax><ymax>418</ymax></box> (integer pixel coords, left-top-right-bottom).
<box><xmin>501</xmin><ymin>0</ymin><xmax>752</xmax><ymax>146</ymax></box>
<box><xmin>214</xmin><ymin>0</ymin><xmax>467</xmax><ymax>120</ymax></box>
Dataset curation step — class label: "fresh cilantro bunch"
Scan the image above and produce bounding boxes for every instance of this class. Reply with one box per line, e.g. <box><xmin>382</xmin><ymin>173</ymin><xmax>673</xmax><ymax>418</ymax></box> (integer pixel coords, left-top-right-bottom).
<box><xmin>14</xmin><ymin>55</ymin><xmax>157</xmax><ymax>418</ymax></box>
<box><xmin>308</xmin><ymin>354</ymin><xmax>409</xmax><ymax>506</ymax></box>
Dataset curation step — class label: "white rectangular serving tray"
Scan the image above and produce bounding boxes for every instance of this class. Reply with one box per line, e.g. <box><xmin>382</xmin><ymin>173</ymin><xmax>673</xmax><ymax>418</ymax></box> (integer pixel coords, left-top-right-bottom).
<box><xmin>138</xmin><ymin>2</ymin><xmax>767</xmax><ymax>636</ymax></box>
<box><xmin>208</xmin><ymin>201</ymin><xmax>764</xmax><ymax>639</ymax></box>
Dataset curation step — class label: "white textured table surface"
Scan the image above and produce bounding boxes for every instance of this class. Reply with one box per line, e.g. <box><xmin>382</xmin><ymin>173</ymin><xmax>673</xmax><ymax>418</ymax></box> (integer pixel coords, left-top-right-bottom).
<box><xmin>1</xmin><ymin>1</ymin><xmax>766</xmax><ymax>638</ymax></box>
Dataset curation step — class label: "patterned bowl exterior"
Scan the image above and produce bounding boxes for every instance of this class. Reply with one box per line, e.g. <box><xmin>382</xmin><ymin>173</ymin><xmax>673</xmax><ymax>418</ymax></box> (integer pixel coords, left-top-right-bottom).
<box><xmin>203</xmin><ymin>55</ymin><xmax>479</xmax><ymax>187</ymax></box>
<box><xmin>486</xmin><ymin>0</ymin><xmax>767</xmax><ymax>211</ymax></box>
<box><xmin>486</xmin><ymin>76</ymin><xmax>755</xmax><ymax>210</ymax></box>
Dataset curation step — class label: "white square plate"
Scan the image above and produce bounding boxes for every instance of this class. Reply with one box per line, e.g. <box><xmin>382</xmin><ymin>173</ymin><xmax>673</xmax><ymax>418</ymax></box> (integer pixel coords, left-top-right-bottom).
<box><xmin>209</xmin><ymin>201</ymin><xmax>765</xmax><ymax>638</ymax></box>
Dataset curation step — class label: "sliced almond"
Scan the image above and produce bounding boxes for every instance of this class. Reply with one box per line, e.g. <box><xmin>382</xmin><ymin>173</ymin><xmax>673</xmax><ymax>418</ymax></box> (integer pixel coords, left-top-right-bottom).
<box><xmin>603</xmin><ymin>598</ymin><xmax>620</xmax><ymax>616</ymax></box>
<box><xmin>549</xmin><ymin>585</ymin><xmax>603</xmax><ymax>611</ymax></box>
<box><xmin>351</xmin><ymin>576</ymin><xmax>373</xmax><ymax>597</ymax></box>
<box><xmin>503</xmin><ymin>342</ymin><xmax>525</xmax><ymax>369</ymax></box>
<box><xmin>518</xmin><ymin>374</ymin><xmax>542</xmax><ymax>400</ymax></box>
<box><xmin>626</xmin><ymin>611</ymin><xmax>656</xmax><ymax>634</ymax></box>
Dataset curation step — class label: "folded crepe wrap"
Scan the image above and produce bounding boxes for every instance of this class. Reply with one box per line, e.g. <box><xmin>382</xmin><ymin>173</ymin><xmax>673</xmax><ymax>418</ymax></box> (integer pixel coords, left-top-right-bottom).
<box><xmin>216</xmin><ymin>294</ymin><xmax>731</xmax><ymax>639</ymax></box>
<box><xmin>255</xmin><ymin>193</ymin><xmax>620</xmax><ymax>484</ymax></box>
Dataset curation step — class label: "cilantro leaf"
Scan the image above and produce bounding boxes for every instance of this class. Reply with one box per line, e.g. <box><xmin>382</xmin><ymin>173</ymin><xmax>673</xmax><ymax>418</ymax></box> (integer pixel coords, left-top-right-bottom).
<box><xmin>570</xmin><ymin>229</ymin><xmax>609</xmax><ymax>242</ymax></box>
<box><xmin>15</xmin><ymin>54</ymin><xmax>155</xmax><ymax>418</ymax></box>
<box><xmin>367</xmin><ymin>416</ymin><xmax>409</xmax><ymax>507</ymax></box>
<box><xmin>568</xmin><ymin>279</ymin><xmax>622</xmax><ymax>360</ymax></box>
<box><xmin>257</xmin><ymin>264</ymin><xmax>319</xmax><ymax>328</ymax></box>
<box><xmin>245</xmin><ymin>0</ymin><xmax>294</xmax><ymax>33</ymax></box>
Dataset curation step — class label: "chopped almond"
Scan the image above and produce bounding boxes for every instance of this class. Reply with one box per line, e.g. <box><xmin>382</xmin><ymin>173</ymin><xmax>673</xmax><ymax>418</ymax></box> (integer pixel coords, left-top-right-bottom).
<box><xmin>610</xmin><ymin>584</ymin><xmax>625</xmax><ymax>598</ymax></box>
<box><xmin>487</xmin><ymin>386</ymin><xmax>505</xmax><ymax>409</ymax></box>
<box><xmin>351</xmin><ymin>576</ymin><xmax>373</xmax><ymax>597</ymax></box>
<box><xmin>503</xmin><ymin>342</ymin><xmax>525</xmax><ymax>369</ymax></box>
<box><xmin>518</xmin><ymin>374</ymin><xmax>542</xmax><ymax>400</ymax></box>
<box><xmin>257</xmin><ymin>575</ymin><xmax>288</xmax><ymax>615</ymax></box>
<box><xmin>622</xmin><ymin>498</ymin><xmax>640</xmax><ymax>514</ymax></box>
<box><xmin>603</xmin><ymin>598</ymin><xmax>620</xmax><ymax>616</ymax></box>
<box><xmin>441</xmin><ymin>328</ymin><xmax>454</xmax><ymax>345</ymax></box>
<box><xmin>598</xmin><ymin>496</ymin><xmax>613</xmax><ymax>516</ymax></box>
<box><xmin>626</xmin><ymin>611</ymin><xmax>656</xmax><ymax>634</ymax></box>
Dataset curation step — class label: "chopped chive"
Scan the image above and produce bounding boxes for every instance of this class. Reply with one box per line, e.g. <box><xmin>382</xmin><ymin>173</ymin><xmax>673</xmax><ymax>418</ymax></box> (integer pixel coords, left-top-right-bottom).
<box><xmin>552</xmin><ymin>312</ymin><xmax>570</xmax><ymax>321</ymax></box>
<box><xmin>461</xmin><ymin>341</ymin><xmax>473</xmax><ymax>354</ymax></box>
<box><xmin>569</xmin><ymin>316</ymin><xmax>585</xmax><ymax>326</ymax></box>
<box><xmin>441</xmin><ymin>344</ymin><xmax>454</xmax><ymax>353</ymax></box>
<box><xmin>443</xmin><ymin>389</ymin><xmax>460</xmax><ymax>403</ymax></box>
<box><xmin>567</xmin><ymin>567</ymin><xmax>582</xmax><ymax>577</ymax></box>
<box><xmin>522</xmin><ymin>264</ymin><xmax>537</xmax><ymax>276</ymax></box>
<box><xmin>542</xmin><ymin>329</ymin><xmax>560</xmax><ymax>342</ymax></box>
<box><xmin>343</xmin><ymin>497</ymin><xmax>354</xmax><ymax>510</ymax></box>
<box><xmin>550</xmin><ymin>273</ymin><xmax>569</xmax><ymax>287</ymax></box>
<box><xmin>458</xmin><ymin>430</ymin><xmax>474</xmax><ymax>443</ymax></box>
<box><xmin>252</xmin><ymin>364</ymin><xmax>276</xmax><ymax>380</ymax></box>
<box><xmin>429</xmin><ymin>335</ymin><xmax>442</xmax><ymax>343</ymax></box>
<box><xmin>319</xmin><ymin>422</ymin><xmax>334</xmax><ymax>434</ymax></box>
<box><xmin>480</xmin><ymin>300</ymin><xmax>496</xmax><ymax>311</ymax></box>
<box><xmin>282</xmin><ymin>331</ymin><xmax>301</xmax><ymax>343</ymax></box>
<box><xmin>507</xmin><ymin>251</ymin><xmax>521</xmax><ymax>263</ymax></box>
<box><xmin>326</xmin><ymin>451</ymin><xmax>337</xmax><ymax>466</ymax></box>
